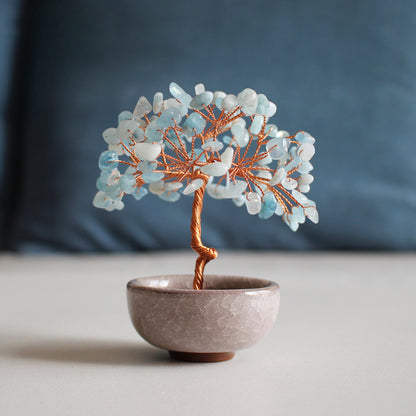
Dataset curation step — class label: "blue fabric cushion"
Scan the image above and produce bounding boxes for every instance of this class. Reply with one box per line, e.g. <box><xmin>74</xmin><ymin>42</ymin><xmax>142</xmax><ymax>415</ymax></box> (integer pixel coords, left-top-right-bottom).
<box><xmin>3</xmin><ymin>0</ymin><xmax>416</xmax><ymax>251</ymax></box>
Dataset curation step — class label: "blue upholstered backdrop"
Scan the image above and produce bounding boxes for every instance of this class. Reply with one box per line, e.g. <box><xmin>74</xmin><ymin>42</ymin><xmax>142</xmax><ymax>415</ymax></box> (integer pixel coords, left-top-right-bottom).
<box><xmin>1</xmin><ymin>0</ymin><xmax>415</xmax><ymax>251</ymax></box>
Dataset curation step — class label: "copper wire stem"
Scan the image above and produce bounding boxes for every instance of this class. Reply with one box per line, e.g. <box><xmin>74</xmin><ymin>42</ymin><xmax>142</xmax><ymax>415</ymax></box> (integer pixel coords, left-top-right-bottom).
<box><xmin>190</xmin><ymin>182</ymin><xmax>217</xmax><ymax>290</ymax></box>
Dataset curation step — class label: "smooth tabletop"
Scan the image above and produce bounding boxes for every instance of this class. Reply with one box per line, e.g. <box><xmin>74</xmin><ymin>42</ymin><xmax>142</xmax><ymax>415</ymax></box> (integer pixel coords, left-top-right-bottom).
<box><xmin>0</xmin><ymin>252</ymin><xmax>415</xmax><ymax>415</ymax></box>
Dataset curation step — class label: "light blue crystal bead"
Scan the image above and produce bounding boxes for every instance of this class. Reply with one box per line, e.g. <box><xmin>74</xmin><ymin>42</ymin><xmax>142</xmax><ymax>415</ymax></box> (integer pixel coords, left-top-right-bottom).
<box><xmin>256</xmin><ymin>94</ymin><xmax>270</xmax><ymax>115</ymax></box>
<box><xmin>297</xmin><ymin>161</ymin><xmax>313</xmax><ymax>174</ymax></box>
<box><xmin>145</xmin><ymin>121</ymin><xmax>164</xmax><ymax>142</ymax></box>
<box><xmin>118</xmin><ymin>111</ymin><xmax>133</xmax><ymax>124</ymax></box>
<box><xmin>295</xmin><ymin>131</ymin><xmax>316</xmax><ymax>144</ymax></box>
<box><xmin>250</xmin><ymin>115</ymin><xmax>263</xmax><ymax>135</ymax></box>
<box><xmin>106</xmin><ymin>184</ymin><xmax>122</xmax><ymax>200</ymax></box>
<box><xmin>183</xmin><ymin>112</ymin><xmax>206</xmax><ymax>135</ymax></box>
<box><xmin>141</xmin><ymin>171</ymin><xmax>165</xmax><ymax>183</ymax></box>
<box><xmin>102</xmin><ymin>127</ymin><xmax>119</xmax><ymax>145</ymax></box>
<box><xmin>237</xmin><ymin>88</ymin><xmax>258</xmax><ymax>116</ymax></box>
<box><xmin>292</xmin><ymin>206</ymin><xmax>306</xmax><ymax>224</ymax></box>
<box><xmin>96</xmin><ymin>177</ymin><xmax>107</xmax><ymax>192</ymax></box>
<box><xmin>98</xmin><ymin>151</ymin><xmax>118</xmax><ymax>170</ymax></box>
<box><xmin>266</xmin><ymin>138</ymin><xmax>287</xmax><ymax>160</ymax></box>
<box><xmin>133</xmin><ymin>128</ymin><xmax>144</xmax><ymax>142</ymax></box>
<box><xmin>159</xmin><ymin>191</ymin><xmax>180</xmax><ymax>202</ymax></box>
<box><xmin>153</xmin><ymin>92</ymin><xmax>163</xmax><ymax>114</ymax></box>
<box><xmin>233</xmin><ymin>194</ymin><xmax>245</xmax><ymax>207</ymax></box>
<box><xmin>221</xmin><ymin>94</ymin><xmax>238</xmax><ymax>111</ymax></box>
<box><xmin>292</xmin><ymin>189</ymin><xmax>309</xmax><ymax>204</ymax></box>
<box><xmin>137</xmin><ymin>161</ymin><xmax>157</xmax><ymax>173</ymax></box>
<box><xmin>222</xmin><ymin>135</ymin><xmax>232</xmax><ymax>145</ymax></box>
<box><xmin>133</xmin><ymin>96</ymin><xmax>152</xmax><ymax>120</ymax></box>
<box><xmin>99</xmin><ymin>169</ymin><xmax>111</xmax><ymax>183</ymax></box>
<box><xmin>213</xmin><ymin>91</ymin><xmax>226</xmax><ymax>107</ymax></box>
<box><xmin>189</xmin><ymin>92</ymin><xmax>214</xmax><ymax>110</ymax></box>
<box><xmin>274</xmin><ymin>203</ymin><xmax>284</xmax><ymax>216</ymax></box>
<box><xmin>201</xmin><ymin>138</ymin><xmax>223</xmax><ymax>152</ymax></box>
<box><xmin>265</xmin><ymin>124</ymin><xmax>278</xmax><ymax>138</ymax></box>
<box><xmin>108</xmin><ymin>198</ymin><xmax>124</xmax><ymax>211</ymax></box>
<box><xmin>93</xmin><ymin>191</ymin><xmax>111</xmax><ymax>209</ymax></box>
<box><xmin>305</xmin><ymin>206</ymin><xmax>319</xmax><ymax>223</ymax></box>
<box><xmin>119</xmin><ymin>174</ymin><xmax>136</xmax><ymax>194</ymax></box>
<box><xmin>283</xmin><ymin>213</ymin><xmax>299</xmax><ymax>232</ymax></box>
<box><xmin>258</xmin><ymin>192</ymin><xmax>277</xmax><ymax>220</ymax></box>
<box><xmin>157</xmin><ymin>108</ymin><xmax>182</xmax><ymax>128</ymax></box>
<box><xmin>169</xmin><ymin>82</ymin><xmax>186</xmax><ymax>99</ymax></box>
<box><xmin>285</xmin><ymin>156</ymin><xmax>301</xmax><ymax>172</ymax></box>
<box><xmin>176</xmin><ymin>93</ymin><xmax>192</xmax><ymax>111</ymax></box>
<box><xmin>132</xmin><ymin>186</ymin><xmax>148</xmax><ymax>200</ymax></box>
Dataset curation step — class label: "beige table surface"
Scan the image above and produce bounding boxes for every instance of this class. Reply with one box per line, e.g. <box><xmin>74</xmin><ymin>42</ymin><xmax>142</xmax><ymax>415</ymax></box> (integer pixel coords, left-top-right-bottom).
<box><xmin>0</xmin><ymin>252</ymin><xmax>415</xmax><ymax>416</ymax></box>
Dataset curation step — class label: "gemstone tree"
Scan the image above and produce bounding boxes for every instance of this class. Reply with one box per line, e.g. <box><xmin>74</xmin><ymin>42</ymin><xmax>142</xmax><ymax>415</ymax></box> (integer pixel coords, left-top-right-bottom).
<box><xmin>93</xmin><ymin>82</ymin><xmax>318</xmax><ymax>289</ymax></box>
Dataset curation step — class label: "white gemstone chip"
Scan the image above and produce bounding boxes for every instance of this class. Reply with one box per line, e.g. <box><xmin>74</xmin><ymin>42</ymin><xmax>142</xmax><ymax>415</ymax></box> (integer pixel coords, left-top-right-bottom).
<box><xmin>282</xmin><ymin>177</ymin><xmax>297</xmax><ymax>190</ymax></box>
<box><xmin>305</xmin><ymin>206</ymin><xmax>319</xmax><ymax>223</ymax></box>
<box><xmin>221</xmin><ymin>94</ymin><xmax>238</xmax><ymax>111</ymax></box>
<box><xmin>298</xmin><ymin>173</ymin><xmax>314</xmax><ymax>186</ymax></box>
<box><xmin>257</xmin><ymin>153</ymin><xmax>272</xmax><ymax>166</ymax></box>
<box><xmin>133</xmin><ymin>96</ymin><xmax>152</xmax><ymax>120</ymax></box>
<box><xmin>200</xmin><ymin>161</ymin><xmax>230</xmax><ymax>177</ymax></box>
<box><xmin>237</xmin><ymin>88</ymin><xmax>258</xmax><ymax>116</ymax></box>
<box><xmin>298</xmin><ymin>143</ymin><xmax>315</xmax><ymax>161</ymax></box>
<box><xmin>194</xmin><ymin>83</ymin><xmax>205</xmax><ymax>95</ymax></box>
<box><xmin>149</xmin><ymin>180</ymin><xmax>165</xmax><ymax>195</ymax></box>
<box><xmin>222</xmin><ymin>180</ymin><xmax>247</xmax><ymax>198</ymax></box>
<box><xmin>250</xmin><ymin>115</ymin><xmax>263</xmax><ymax>135</ymax></box>
<box><xmin>134</xmin><ymin>143</ymin><xmax>162</xmax><ymax>161</ymax></box>
<box><xmin>183</xmin><ymin>179</ymin><xmax>204</xmax><ymax>195</ymax></box>
<box><xmin>201</xmin><ymin>139</ymin><xmax>224</xmax><ymax>152</ymax></box>
<box><xmin>220</xmin><ymin>147</ymin><xmax>234</xmax><ymax>166</ymax></box>
<box><xmin>165</xmin><ymin>181</ymin><xmax>183</xmax><ymax>191</ymax></box>
<box><xmin>292</xmin><ymin>189</ymin><xmax>309</xmax><ymax>204</ymax></box>
<box><xmin>213</xmin><ymin>91</ymin><xmax>226</xmax><ymax>106</ymax></box>
<box><xmin>270</xmin><ymin>167</ymin><xmax>286</xmax><ymax>185</ymax></box>
<box><xmin>246</xmin><ymin>192</ymin><xmax>262</xmax><ymax>215</ymax></box>
<box><xmin>153</xmin><ymin>92</ymin><xmax>163</xmax><ymax>114</ymax></box>
<box><xmin>108</xmin><ymin>143</ymin><xmax>123</xmax><ymax>155</ymax></box>
<box><xmin>102</xmin><ymin>127</ymin><xmax>117</xmax><ymax>145</ymax></box>
<box><xmin>298</xmin><ymin>184</ymin><xmax>311</xmax><ymax>193</ymax></box>
<box><xmin>264</xmin><ymin>102</ymin><xmax>277</xmax><ymax>118</ymax></box>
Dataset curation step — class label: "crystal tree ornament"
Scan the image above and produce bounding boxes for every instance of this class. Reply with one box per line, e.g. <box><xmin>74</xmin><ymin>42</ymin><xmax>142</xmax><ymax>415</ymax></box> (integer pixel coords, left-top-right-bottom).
<box><xmin>93</xmin><ymin>82</ymin><xmax>318</xmax><ymax>289</ymax></box>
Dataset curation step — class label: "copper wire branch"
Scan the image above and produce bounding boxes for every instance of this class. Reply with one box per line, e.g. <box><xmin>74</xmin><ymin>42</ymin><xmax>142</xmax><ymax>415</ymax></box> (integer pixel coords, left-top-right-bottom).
<box><xmin>190</xmin><ymin>175</ymin><xmax>217</xmax><ymax>290</ymax></box>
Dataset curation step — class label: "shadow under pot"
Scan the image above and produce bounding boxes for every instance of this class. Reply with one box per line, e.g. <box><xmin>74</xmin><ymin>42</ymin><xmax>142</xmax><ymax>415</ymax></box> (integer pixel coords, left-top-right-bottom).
<box><xmin>127</xmin><ymin>274</ymin><xmax>280</xmax><ymax>362</ymax></box>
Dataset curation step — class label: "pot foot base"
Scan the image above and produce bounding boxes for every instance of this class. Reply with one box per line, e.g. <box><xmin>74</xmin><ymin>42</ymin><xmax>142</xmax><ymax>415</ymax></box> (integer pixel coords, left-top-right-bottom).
<box><xmin>168</xmin><ymin>350</ymin><xmax>235</xmax><ymax>363</ymax></box>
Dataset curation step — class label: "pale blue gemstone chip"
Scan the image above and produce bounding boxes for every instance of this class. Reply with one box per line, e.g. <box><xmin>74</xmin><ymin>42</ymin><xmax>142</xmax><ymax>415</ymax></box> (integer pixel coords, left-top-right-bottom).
<box><xmin>106</xmin><ymin>184</ymin><xmax>122</xmax><ymax>200</ymax></box>
<box><xmin>189</xmin><ymin>92</ymin><xmax>214</xmax><ymax>110</ymax></box>
<box><xmin>119</xmin><ymin>174</ymin><xmax>136</xmax><ymax>194</ymax></box>
<box><xmin>142</xmin><ymin>171</ymin><xmax>165</xmax><ymax>183</ymax></box>
<box><xmin>118</xmin><ymin>111</ymin><xmax>133</xmax><ymax>123</ymax></box>
<box><xmin>132</xmin><ymin>187</ymin><xmax>148</xmax><ymax>200</ymax></box>
<box><xmin>96</xmin><ymin>178</ymin><xmax>107</xmax><ymax>192</ymax></box>
<box><xmin>258</xmin><ymin>192</ymin><xmax>277</xmax><ymax>220</ymax></box>
<box><xmin>159</xmin><ymin>191</ymin><xmax>180</xmax><ymax>202</ymax></box>
<box><xmin>137</xmin><ymin>161</ymin><xmax>157</xmax><ymax>173</ymax></box>
<box><xmin>145</xmin><ymin>121</ymin><xmax>164</xmax><ymax>142</ymax></box>
<box><xmin>157</xmin><ymin>108</ymin><xmax>182</xmax><ymax>128</ymax></box>
<box><xmin>98</xmin><ymin>151</ymin><xmax>118</xmax><ymax>170</ymax></box>
<box><xmin>183</xmin><ymin>112</ymin><xmax>206</xmax><ymax>135</ymax></box>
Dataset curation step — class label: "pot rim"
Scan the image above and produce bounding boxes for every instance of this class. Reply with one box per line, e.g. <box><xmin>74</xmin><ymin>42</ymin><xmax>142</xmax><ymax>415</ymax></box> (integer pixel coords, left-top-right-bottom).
<box><xmin>127</xmin><ymin>274</ymin><xmax>279</xmax><ymax>294</ymax></box>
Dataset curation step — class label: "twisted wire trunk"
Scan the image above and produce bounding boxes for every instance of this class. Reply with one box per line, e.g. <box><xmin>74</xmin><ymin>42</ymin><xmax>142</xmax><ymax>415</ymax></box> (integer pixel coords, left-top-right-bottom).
<box><xmin>191</xmin><ymin>184</ymin><xmax>218</xmax><ymax>290</ymax></box>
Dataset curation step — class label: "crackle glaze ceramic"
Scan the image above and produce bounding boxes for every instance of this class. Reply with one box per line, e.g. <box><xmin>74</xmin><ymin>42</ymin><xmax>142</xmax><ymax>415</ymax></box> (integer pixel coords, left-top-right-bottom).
<box><xmin>127</xmin><ymin>274</ymin><xmax>280</xmax><ymax>362</ymax></box>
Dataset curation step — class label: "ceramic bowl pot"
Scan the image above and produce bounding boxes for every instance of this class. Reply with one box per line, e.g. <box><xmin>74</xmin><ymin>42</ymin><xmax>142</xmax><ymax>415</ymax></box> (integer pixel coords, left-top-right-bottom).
<box><xmin>127</xmin><ymin>274</ymin><xmax>280</xmax><ymax>362</ymax></box>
